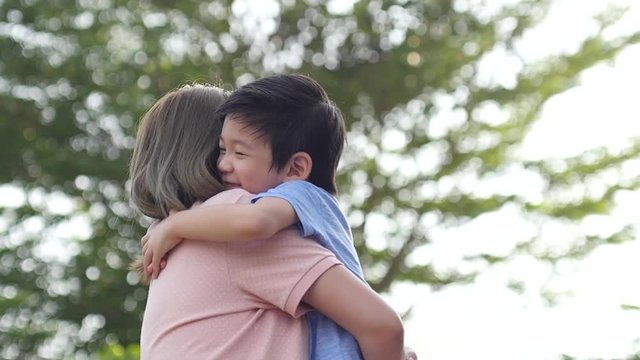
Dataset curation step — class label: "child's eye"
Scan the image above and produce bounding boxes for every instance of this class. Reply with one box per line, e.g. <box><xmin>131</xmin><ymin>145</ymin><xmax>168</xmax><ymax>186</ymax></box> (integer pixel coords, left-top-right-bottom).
<box><xmin>235</xmin><ymin>152</ymin><xmax>247</xmax><ymax>157</ymax></box>
<box><xmin>219</xmin><ymin>147</ymin><xmax>226</xmax><ymax>154</ymax></box>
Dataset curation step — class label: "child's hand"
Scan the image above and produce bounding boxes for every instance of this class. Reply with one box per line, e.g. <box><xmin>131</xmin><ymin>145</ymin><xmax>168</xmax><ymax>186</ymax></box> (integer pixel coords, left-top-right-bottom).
<box><xmin>142</xmin><ymin>217</ymin><xmax>183</xmax><ymax>279</ymax></box>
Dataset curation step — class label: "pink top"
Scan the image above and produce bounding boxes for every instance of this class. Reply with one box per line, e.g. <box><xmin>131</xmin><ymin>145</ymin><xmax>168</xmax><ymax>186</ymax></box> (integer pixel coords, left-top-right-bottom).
<box><xmin>140</xmin><ymin>189</ymin><xmax>341</xmax><ymax>360</ymax></box>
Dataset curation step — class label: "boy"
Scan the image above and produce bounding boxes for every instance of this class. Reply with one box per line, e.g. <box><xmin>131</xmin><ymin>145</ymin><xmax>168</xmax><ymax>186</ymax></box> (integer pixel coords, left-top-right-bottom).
<box><xmin>143</xmin><ymin>75</ymin><xmax>412</xmax><ymax>359</ymax></box>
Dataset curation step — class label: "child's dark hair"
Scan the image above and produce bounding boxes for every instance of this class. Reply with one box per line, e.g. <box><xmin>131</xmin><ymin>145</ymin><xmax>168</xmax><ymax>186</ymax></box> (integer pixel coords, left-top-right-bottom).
<box><xmin>217</xmin><ymin>74</ymin><xmax>346</xmax><ymax>194</ymax></box>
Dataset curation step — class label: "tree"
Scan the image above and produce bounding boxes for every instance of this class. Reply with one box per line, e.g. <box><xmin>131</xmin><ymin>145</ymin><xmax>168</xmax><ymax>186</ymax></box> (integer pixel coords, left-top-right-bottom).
<box><xmin>0</xmin><ymin>0</ymin><xmax>638</xmax><ymax>357</ymax></box>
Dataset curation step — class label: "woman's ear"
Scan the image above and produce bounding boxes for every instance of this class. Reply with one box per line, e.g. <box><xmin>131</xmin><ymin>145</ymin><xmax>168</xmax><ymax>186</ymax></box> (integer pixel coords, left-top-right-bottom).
<box><xmin>285</xmin><ymin>152</ymin><xmax>312</xmax><ymax>180</ymax></box>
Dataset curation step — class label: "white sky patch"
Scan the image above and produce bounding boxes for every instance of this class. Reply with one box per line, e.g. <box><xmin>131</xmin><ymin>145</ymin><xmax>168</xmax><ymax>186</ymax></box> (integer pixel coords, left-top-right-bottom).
<box><xmin>0</xmin><ymin>184</ymin><xmax>26</xmax><ymax>208</ymax></box>
<box><xmin>429</xmin><ymin>203</ymin><xmax>536</xmax><ymax>262</ymax></box>
<box><xmin>34</xmin><ymin>215</ymin><xmax>91</xmax><ymax>262</ymax></box>
<box><xmin>472</xmin><ymin>100</ymin><xmax>511</xmax><ymax>126</ymax></box>
<box><xmin>474</xmin><ymin>43</ymin><xmax>523</xmax><ymax>89</ymax></box>
<box><xmin>543</xmin><ymin>242</ymin><xmax>640</xmax><ymax>358</ymax></box>
<box><xmin>45</xmin><ymin>191</ymin><xmax>76</xmax><ymax>215</ymax></box>
<box><xmin>327</xmin><ymin>0</ymin><xmax>357</xmax><ymax>15</ymax></box>
<box><xmin>518</xmin><ymin>44</ymin><xmax>640</xmax><ymax>160</ymax></box>
<box><xmin>401</xmin><ymin>283</ymin><xmax>558</xmax><ymax>360</ymax></box>
<box><xmin>514</xmin><ymin>0</ymin><xmax>601</xmax><ymax>62</ymax></box>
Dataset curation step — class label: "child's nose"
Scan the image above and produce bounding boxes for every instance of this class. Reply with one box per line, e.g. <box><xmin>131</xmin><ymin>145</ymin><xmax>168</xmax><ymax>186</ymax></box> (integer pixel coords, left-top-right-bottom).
<box><xmin>217</xmin><ymin>155</ymin><xmax>231</xmax><ymax>172</ymax></box>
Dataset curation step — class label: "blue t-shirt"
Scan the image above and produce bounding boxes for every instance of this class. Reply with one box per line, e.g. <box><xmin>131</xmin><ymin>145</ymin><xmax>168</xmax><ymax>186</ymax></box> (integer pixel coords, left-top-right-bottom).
<box><xmin>253</xmin><ymin>180</ymin><xmax>365</xmax><ymax>360</ymax></box>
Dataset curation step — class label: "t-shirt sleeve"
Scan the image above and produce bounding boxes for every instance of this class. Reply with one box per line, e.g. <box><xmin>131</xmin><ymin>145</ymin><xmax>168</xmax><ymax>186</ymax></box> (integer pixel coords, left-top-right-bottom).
<box><xmin>252</xmin><ymin>181</ymin><xmax>337</xmax><ymax>240</ymax></box>
<box><xmin>226</xmin><ymin>230</ymin><xmax>341</xmax><ymax>317</ymax></box>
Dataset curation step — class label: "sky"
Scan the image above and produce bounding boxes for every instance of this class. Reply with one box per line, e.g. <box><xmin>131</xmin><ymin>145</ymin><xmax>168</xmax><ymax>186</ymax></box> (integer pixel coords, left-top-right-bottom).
<box><xmin>394</xmin><ymin>0</ymin><xmax>640</xmax><ymax>359</ymax></box>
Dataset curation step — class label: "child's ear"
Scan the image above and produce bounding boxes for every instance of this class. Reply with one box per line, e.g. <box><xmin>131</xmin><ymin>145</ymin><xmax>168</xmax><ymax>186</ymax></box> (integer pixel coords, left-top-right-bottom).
<box><xmin>285</xmin><ymin>152</ymin><xmax>312</xmax><ymax>180</ymax></box>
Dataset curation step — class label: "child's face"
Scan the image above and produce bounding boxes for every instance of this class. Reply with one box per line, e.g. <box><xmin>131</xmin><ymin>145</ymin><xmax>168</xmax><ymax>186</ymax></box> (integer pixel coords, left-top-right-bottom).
<box><xmin>217</xmin><ymin>115</ymin><xmax>287</xmax><ymax>194</ymax></box>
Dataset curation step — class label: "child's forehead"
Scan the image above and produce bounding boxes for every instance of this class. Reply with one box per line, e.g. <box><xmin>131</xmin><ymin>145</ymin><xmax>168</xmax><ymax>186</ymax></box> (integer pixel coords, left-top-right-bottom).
<box><xmin>224</xmin><ymin>113</ymin><xmax>258</xmax><ymax>132</ymax></box>
<box><xmin>222</xmin><ymin>114</ymin><xmax>269</xmax><ymax>145</ymax></box>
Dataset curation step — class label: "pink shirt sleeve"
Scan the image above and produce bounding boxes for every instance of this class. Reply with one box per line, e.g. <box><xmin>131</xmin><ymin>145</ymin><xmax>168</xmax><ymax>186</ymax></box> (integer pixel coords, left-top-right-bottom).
<box><xmin>204</xmin><ymin>188</ymin><xmax>343</xmax><ymax>317</ymax></box>
<box><xmin>226</xmin><ymin>230</ymin><xmax>341</xmax><ymax>317</ymax></box>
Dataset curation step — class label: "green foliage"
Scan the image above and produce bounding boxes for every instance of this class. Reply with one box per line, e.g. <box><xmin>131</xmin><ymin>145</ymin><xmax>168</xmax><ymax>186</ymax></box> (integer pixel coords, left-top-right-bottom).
<box><xmin>1</xmin><ymin>0</ymin><xmax>639</xmax><ymax>357</ymax></box>
<box><xmin>98</xmin><ymin>343</ymin><xmax>140</xmax><ymax>360</ymax></box>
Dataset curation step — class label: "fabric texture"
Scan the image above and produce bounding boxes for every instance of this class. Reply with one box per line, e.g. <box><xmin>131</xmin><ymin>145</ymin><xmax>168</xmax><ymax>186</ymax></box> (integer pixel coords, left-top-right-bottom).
<box><xmin>254</xmin><ymin>180</ymin><xmax>366</xmax><ymax>360</ymax></box>
<box><xmin>141</xmin><ymin>188</ymin><xmax>341</xmax><ymax>360</ymax></box>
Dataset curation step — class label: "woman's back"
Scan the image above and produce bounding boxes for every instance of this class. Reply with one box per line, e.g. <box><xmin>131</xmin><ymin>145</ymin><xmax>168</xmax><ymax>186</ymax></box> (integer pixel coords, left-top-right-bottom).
<box><xmin>140</xmin><ymin>189</ymin><xmax>340</xmax><ymax>360</ymax></box>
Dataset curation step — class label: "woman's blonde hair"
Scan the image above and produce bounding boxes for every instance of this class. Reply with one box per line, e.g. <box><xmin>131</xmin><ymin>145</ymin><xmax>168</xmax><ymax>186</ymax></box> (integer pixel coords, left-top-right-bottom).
<box><xmin>129</xmin><ymin>84</ymin><xmax>227</xmax><ymax>218</ymax></box>
<box><xmin>129</xmin><ymin>84</ymin><xmax>227</xmax><ymax>282</ymax></box>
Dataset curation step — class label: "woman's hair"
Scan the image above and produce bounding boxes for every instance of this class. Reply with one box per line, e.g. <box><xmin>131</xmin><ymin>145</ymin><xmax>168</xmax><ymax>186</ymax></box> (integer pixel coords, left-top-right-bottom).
<box><xmin>129</xmin><ymin>84</ymin><xmax>227</xmax><ymax>219</ymax></box>
<box><xmin>128</xmin><ymin>84</ymin><xmax>227</xmax><ymax>283</ymax></box>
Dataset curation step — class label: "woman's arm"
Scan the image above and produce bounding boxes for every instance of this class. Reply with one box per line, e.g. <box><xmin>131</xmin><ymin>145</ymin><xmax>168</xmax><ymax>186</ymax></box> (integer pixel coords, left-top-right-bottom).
<box><xmin>302</xmin><ymin>265</ymin><xmax>406</xmax><ymax>360</ymax></box>
<box><xmin>143</xmin><ymin>197</ymin><xmax>297</xmax><ymax>278</ymax></box>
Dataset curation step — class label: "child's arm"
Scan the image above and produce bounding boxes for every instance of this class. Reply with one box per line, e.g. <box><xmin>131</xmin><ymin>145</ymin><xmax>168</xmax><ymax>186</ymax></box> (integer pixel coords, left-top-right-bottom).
<box><xmin>302</xmin><ymin>265</ymin><xmax>406</xmax><ymax>360</ymax></box>
<box><xmin>143</xmin><ymin>197</ymin><xmax>297</xmax><ymax>279</ymax></box>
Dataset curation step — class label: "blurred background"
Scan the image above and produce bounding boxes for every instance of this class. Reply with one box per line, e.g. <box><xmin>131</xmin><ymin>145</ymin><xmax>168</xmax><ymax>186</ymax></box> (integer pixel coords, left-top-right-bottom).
<box><xmin>1</xmin><ymin>0</ymin><xmax>639</xmax><ymax>358</ymax></box>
